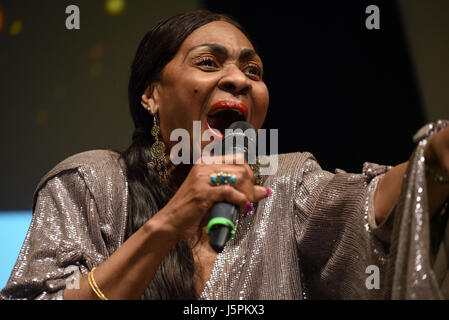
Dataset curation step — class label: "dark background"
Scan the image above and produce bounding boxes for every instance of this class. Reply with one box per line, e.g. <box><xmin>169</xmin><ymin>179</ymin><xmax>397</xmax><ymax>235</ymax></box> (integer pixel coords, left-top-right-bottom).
<box><xmin>206</xmin><ymin>0</ymin><xmax>424</xmax><ymax>171</ymax></box>
<box><xmin>1</xmin><ymin>0</ymin><xmax>448</xmax><ymax>210</ymax></box>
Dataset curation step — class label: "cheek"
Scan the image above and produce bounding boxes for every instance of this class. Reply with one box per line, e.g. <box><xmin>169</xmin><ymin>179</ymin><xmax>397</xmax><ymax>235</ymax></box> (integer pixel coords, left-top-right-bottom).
<box><xmin>166</xmin><ymin>72</ymin><xmax>214</xmax><ymax>108</ymax></box>
<box><xmin>158</xmin><ymin>74</ymin><xmax>215</xmax><ymax>144</ymax></box>
<box><xmin>252</xmin><ymin>85</ymin><xmax>269</xmax><ymax>128</ymax></box>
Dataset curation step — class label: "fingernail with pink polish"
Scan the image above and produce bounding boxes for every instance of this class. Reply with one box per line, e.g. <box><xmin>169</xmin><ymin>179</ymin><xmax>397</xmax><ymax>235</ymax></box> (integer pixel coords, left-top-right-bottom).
<box><xmin>243</xmin><ymin>202</ymin><xmax>254</xmax><ymax>218</ymax></box>
<box><xmin>265</xmin><ymin>187</ymin><xmax>272</xmax><ymax>197</ymax></box>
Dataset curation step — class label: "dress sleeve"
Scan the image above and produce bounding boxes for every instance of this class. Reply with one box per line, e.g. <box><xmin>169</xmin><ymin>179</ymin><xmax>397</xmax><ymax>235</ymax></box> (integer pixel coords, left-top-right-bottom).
<box><xmin>293</xmin><ymin>156</ymin><xmax>393</xmax><ymax>299</ymax></box>
<box><xmin>386</xmin><ymin>120</ymin><xmax>449</xmax><ymax>299</ymax></box>
<box><xmin>0</xmin><ymin>170</ymin><xmax>108</xmax><ymax>300</ymax></box>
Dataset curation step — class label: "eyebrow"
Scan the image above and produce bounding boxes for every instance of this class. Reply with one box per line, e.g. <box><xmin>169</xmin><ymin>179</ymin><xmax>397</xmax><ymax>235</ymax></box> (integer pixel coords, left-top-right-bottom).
<box><xmin>186</xmin><ymin>43</ymin><xmax>227</xmax><ymax>58</ymax></box>
<box><xmin>239</xmin><ymin>48</ymin><xmax>258</xmax><ymax>60</ymax></box>
<box><xmin>185</xmin><ymin>43</ymin><xmax>260</xmax><ymax>61</ymax></box>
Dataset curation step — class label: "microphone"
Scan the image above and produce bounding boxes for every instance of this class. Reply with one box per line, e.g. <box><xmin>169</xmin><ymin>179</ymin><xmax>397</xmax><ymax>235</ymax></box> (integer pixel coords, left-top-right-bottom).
<box><xmin>207</xmin><ymin>121</ymin><xmax>257</xmax><ymax>253</ymax></box>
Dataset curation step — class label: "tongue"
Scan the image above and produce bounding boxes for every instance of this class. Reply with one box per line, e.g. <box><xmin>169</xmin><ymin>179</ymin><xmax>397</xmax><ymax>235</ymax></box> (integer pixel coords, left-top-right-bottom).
<box><xmin>207</xmin><ymin>115</ymin><xmax>228</xmax><ymax>135</ymax></box>
<box><xmin>207</xmin><ymin>109</ymin><xmax>244</xmax><ymax>135</ymax></box>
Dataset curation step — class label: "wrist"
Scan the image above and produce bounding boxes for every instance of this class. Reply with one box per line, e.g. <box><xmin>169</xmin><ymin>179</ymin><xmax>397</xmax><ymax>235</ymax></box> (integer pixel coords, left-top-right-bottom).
<box><xmin>423</xmin><ymin>126</ymin><xmax>449</xmax><ymax>184</ymax></box>
<box><xmin>143</xmin><ymin>209</ymin><xmax>180</xmax><ymax>247</ymax></box>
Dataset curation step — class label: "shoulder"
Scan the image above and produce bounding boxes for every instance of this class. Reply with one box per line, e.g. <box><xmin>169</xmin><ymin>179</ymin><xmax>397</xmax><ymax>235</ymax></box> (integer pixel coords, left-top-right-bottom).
<box><xmin>261</xmin><ymin>152</ymin><xmax>321</xmax><ymax>180</ymax></box>
<box><xmin>277</xmin><ymin>152</ymin><xmax>318</xmax><ymax>169</ymax></box>
<box><xmin>33</xmin><ymin>150</ymin><xmax>127</xmax><ymax>207</ymax></box>
<box><xmin>37</xmin><ymin>149</ymin><xmax>124</xmax><ymax>187</ymax></box>
<box><xmin>260</xmin><ymin>151</ymin><xmax>326</xmax><ymax>193</ymax></box>
<box><xmin>44</xmin><ymin>149</ymin><xmax>123</xmax><ymax>174</ymax></box>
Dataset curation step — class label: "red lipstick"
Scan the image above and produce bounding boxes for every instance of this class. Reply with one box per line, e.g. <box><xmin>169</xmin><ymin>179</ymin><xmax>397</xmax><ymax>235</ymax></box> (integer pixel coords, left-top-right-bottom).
<box><xmin>208</xmin><ymin>101</ymin><xmax>248</xmax><ymax>119</ymax></box>
<box><xmin>205</xmin><ymin>101</ymin><xmax>249</xmax><ymax>140</ymax></box>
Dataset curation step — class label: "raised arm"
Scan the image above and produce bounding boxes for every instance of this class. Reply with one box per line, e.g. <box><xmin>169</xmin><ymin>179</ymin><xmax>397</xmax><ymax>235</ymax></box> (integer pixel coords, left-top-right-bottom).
<box><xmin>374</xmin><ymin>124</ymin><xmax>449</xmax><ymax>225</ymax></box>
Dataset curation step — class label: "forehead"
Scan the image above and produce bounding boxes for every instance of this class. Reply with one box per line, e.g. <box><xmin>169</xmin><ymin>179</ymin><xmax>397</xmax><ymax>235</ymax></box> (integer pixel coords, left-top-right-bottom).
<box><xmin>179</xmin><ymin>20</ymin><xmax>255</xmax><ymax>54</ymax></box>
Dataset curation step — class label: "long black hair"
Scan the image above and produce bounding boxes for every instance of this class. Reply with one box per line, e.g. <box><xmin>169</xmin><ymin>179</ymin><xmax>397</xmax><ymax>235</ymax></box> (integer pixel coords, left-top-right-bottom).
<box><xmin>121</xmin><ymin>10</ymin><xmax>251</xmax><ymax>299</ymax></box>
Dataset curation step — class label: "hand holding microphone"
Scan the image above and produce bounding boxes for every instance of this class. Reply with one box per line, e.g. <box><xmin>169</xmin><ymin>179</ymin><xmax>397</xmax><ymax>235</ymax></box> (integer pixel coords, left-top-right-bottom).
<box><xmin>207</xmin><ymin>121</ymin><xmax>259</xmax><ymax>253</ymax></box>
<box><xmin>158</xmin><ymin>121</ymin><xmax>269</xmax><ymax>251</ymax></box>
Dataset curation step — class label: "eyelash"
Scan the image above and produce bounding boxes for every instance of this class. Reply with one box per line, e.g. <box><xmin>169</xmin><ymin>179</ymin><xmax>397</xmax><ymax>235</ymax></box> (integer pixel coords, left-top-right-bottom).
<box><xmin>194</xmin><ymin>56</ymin><xmax>219</xmax><ymax>68</ymax></box>
<box><xmin>193</xmin><ymin>56</ymin><xmax>263</xmax><ymax>80</ymax></box>
<box><xmin>245</xmin><ymin>64</ymin><xmax>262</xmax><ymax>78</ymax></box>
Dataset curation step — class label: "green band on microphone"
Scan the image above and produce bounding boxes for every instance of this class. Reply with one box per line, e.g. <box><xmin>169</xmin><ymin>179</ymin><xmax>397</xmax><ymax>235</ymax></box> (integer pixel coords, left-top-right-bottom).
<box><xmin>206</xmin><ymin>217</ymin><xmax>236</xmax><ymax>241</ymax></box>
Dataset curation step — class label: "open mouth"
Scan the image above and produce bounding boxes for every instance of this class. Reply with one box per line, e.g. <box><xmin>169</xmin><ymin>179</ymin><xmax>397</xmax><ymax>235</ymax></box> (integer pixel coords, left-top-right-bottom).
<box><xmin>207</xmin><ymin>108</ymin><xmax>247</xmax><ymax>137</ymax></box>
<box><xmin>206</xmin><ymin>102</ymin><xmax>248</xmax><ymax>138</ymax></box>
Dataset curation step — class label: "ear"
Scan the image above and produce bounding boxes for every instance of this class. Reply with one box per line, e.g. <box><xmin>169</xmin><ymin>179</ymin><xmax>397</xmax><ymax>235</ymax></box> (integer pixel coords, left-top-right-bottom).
<box><xmin>141</xmin><ymin>83</ymin><xmax>161</xmax><ymax>115</ymax></box>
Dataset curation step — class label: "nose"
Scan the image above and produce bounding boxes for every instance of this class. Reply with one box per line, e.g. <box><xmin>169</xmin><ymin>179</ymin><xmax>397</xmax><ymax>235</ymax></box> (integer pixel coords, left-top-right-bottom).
<box><xmin>218</xmin><ymin>65</ymin><xmax>252</xmax><ymax>96</ymax></box>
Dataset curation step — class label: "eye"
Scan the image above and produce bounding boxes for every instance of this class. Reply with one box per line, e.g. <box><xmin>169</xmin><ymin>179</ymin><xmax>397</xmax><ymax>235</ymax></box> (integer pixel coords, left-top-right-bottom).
<box><xmin>194</xmin><ymin>56</ymin><xmax>219</xmax><ymax>70</ymax></box>
<box><xmin>244</xmin><ymin>63</ymin><xmax>262</xmax><ymax>80</ymax></box>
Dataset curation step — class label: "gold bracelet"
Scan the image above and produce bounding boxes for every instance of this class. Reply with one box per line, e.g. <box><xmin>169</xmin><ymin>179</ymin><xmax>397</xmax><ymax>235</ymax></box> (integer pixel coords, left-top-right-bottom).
<box><xmin>88</xmin><ymin>267</ymin><xmax>109</xmax><ymax>300</ymax></box>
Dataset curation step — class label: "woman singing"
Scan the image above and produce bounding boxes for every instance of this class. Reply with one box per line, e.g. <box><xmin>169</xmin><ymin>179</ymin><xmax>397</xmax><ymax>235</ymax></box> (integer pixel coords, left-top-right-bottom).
<box><xmin>1</xmin><ymin>10</ymin><xmax>449</xmax><ymax>300</ymax></box>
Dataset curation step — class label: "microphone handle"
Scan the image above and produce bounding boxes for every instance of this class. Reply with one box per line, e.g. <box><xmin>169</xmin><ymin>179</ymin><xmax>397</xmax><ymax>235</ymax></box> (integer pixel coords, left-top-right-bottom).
<box><xmin>207</xmin><ymin>202</ymin><xmax>238</xmax><ymax>253</ymax></box>
<box><xmin>207</xmin><ymin>124</ymin><xmax>252</xmax><ymax>253</ymax></box>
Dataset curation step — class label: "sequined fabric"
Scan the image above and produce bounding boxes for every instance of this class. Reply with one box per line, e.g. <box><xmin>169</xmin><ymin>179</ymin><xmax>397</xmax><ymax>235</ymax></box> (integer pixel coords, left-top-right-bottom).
<box><xmin>0</xmin><ymin>151</ymin><xmax>128</xmax><ymax>300</ymax></box>
<box><xmin>1</xmin><ymin>123</ymin><xmax>447</xmax><ymax>299</ymax></box>
<box><xmin>199</xmin><ymin>153</ymin><xmax>391</xmax><ymax>300</ymax></box>
<box><xmin>386</xmin><ymin>120</ymin><xmax>449</xmax><ymax>299</ymax></box>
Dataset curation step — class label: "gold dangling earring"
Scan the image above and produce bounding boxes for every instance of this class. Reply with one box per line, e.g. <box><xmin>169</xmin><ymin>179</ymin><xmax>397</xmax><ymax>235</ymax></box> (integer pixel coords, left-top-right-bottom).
<box><xmin>147</xmin><ymin>114</ymin><xmax>170</xmax><ymax>182</ymax></box>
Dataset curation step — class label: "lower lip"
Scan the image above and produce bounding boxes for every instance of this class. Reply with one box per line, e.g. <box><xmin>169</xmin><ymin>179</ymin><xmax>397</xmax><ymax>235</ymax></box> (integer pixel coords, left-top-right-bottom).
<box><xmin>205</xmin><ymin>121</ymin><xmax>223</xmax><ymax>140</ymax></box>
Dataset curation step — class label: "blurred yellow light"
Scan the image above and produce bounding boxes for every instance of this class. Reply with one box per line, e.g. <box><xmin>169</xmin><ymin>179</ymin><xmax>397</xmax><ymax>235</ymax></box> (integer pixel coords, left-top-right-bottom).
<box><xmin>90</xmin><ymin>62</ymin><xmax>104</xmax><ymax>78</ymax></box>
<box><xmin>36</xmin><ymin>109</ymin><xmax>49</xmax><ymax>126</ymax></box>
<box><xmin>9</xmin><ymin>20</ymin><xmax>22</xmax><ymax>36</ymax></box>
<box><xmin>105</xmin><ymin>0</ymin><xmax>126</xmax><ymax>16</ymax></box>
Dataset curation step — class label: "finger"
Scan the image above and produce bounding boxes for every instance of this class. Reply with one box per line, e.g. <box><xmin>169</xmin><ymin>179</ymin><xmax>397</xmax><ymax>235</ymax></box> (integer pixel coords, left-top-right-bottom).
<box><xmin>222</xmin><ymin>153</ymin><xmax>246</xmax><ymax>165</ymax></box>
<box><xmin>253</xmin><ymin>185</ymin><xmax>271</xmax><ymax>202</ymax></box>
<box><xmin>199</xmin><ymin>153</ymin><xmax>246</xmax><ymax>166</ymax></box>
<box><xmin>235</xmin><ymin>167</ymin><xmax>256</xmax><ymax>200</ymax></box>
<box><xmin>206</xmin><ymin>165</ymin><xmax>255</xmax><ymax>203</ymax></box>
<box><xmin>211</xmin><ymin>162</ymin><xmax>254</xmax><ymax>184</ymax></box>
<box><xmin>210</xmin><ymin>185</ymin><xmax>249</xmax><ymax>214</ymax></box>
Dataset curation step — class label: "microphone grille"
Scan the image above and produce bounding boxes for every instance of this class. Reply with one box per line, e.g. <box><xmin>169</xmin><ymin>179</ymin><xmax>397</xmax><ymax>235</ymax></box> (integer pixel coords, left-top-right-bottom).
<box><xmin>226</xmin><ymin>121</ymin><xmax>254</xmax><ymax>132</ymax></box>
<box><xmin>222</xmin><ymin>121</ymin><xmax>257</xmax><ymax>163</ymax></box>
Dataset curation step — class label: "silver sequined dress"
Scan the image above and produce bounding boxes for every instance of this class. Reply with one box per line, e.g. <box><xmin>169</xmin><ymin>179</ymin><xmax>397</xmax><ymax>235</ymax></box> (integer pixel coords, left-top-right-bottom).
<box><xmin>1</xmin><ymin>122</ymin><xmax>448</xmax><ymax>299</ymax></box>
